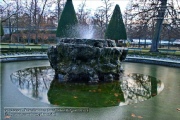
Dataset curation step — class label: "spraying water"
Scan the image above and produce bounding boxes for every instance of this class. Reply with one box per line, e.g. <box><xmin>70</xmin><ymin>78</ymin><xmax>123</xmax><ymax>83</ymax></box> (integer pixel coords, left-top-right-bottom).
<box><xmin>79</xmin><ymin>25</ymin><xmax>94</xmax><ymax>39</ymax></box>
<box><xmin>66</xmin><ymin>24</ymin><xmax>95</xmax><ymax>39</ymax></box>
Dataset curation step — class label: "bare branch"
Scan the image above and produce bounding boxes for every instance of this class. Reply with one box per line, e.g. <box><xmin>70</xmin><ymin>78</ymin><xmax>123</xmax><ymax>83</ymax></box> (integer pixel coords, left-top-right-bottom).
<box><xmin>2</xmin><ymin>13</ymin><xmax>16</xmax><ymax>23</ymax></box>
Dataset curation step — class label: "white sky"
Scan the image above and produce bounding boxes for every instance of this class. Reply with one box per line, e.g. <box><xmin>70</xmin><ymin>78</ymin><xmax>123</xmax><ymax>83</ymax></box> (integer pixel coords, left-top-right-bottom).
<box><xmin>73</xmin><ymin>0</ymin><xmax>130</xmax><ymax>14</ymax></box>
<box><xmin>0</xmin><ymin>0</ymin><xmax>129</xmax><ymax>15</ymax></box>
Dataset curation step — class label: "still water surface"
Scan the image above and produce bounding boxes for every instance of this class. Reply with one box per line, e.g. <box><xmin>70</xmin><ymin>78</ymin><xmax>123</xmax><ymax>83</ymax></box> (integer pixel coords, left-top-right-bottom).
<box><xmin>10</xmin><ymin>65</ymin><xmax>164</xmax><ymax>107</ymax></box>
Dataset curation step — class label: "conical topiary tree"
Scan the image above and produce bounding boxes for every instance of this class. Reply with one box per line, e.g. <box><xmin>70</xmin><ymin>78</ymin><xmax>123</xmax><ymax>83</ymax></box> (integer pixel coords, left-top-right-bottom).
<box><xmin>0</xmin><ymin>21</ymin><xmax>4</xmax><ymax>37</ymax></box>
<box><xmin>105</xmin><ymin>4</ymin><xmax>127</xmax><ymax>42</ymax></box>
<box><xmin>56</xmin><ymin>0</ymin><xmax>78</xmax><ymax>38</ymax></box>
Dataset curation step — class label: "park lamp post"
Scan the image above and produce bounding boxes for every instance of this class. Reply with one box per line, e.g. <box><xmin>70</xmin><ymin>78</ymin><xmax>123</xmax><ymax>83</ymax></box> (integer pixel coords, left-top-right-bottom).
<box><xmin>167</xmin><ymin>24</ymin><xmax>171</xmax><ymax>49</ymax></box>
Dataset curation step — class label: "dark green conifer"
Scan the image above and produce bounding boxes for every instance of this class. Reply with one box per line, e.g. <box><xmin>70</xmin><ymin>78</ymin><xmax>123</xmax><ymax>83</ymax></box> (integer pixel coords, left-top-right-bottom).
<box><xmin>105</xmin><ymin>4</ymin><xmax>127</xmax><ymax>42</ymax></box>
<box><xmin>56</xmin><ymin>0</ymin><xmax>78</xmax><ymax>38</ymax></box>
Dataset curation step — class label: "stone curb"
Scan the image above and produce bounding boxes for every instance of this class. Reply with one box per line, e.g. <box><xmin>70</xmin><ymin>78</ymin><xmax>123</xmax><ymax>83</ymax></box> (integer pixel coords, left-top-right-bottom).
<box><xmin>0</xmin><ymin>54</ymin><xmax>179</xmax><ymax>68</ymax></box>
<box><xmin>0</xmin><ymin>54</ymin><xmax>48</xmax><ymax>62</ymax></box>
<box><xmin>125</xmin><ymin>57</ymin><xmax>180</xmax><ymax>68</ymax></box>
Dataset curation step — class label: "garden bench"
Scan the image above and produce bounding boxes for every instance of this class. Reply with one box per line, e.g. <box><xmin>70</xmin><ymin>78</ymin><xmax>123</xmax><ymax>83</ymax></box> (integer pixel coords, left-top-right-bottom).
<box><xmin>9</xmin><ymin>44</ymin><xmax>17</xmax><ymax>48</ymax></box>
<box><xmin>9</xmin><ymin>44</ymin><xmax>25</xmax><ymax>48</ymax></box>
<box><xmin>159</xmin><ymin>49</ymin><xmax>176</xmax><ymax>54</ymax></box>
<box><xmin>17</xmin><ymin>44</ymin><xmax>25</xmax><ymax>48</ymax></box>
<box><xmin>41</xmin><ymin>44</ymin><xmax>50</xmax><ymax>49</ymax></box>
<box><xmin>128</xmin><ymin>48</ymin><xmax>142</xmax><ymax>53</ymax></box>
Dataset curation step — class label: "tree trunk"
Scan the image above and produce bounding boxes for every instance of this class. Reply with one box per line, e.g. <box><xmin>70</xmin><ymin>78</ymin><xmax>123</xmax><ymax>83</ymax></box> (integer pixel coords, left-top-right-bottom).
<box><xmin>138</xmin><ymin>37</ymin><xmax>140</xmax><ymax>48</ymax></box>
<box><xmin>144</xmin><ymin>38</ymin><xmax>147</xmax><ymax>48</ymax></box>
<box><xmin>16</xmin><ymin>0</ymin><xmax>19</xmax><ymax>43</ymax></box>
<box><xmin>57</xmin><ymin>0</ymin><xmax>61</xmax><ymax>21</ymax></box>
<box><xmin>34</xmin><ymin>0</ymin><xmax>38</xmax><ymax>44</ymax></box>
<box><xmin>27</xmin><ymin>9</ymin><xmax>31</xmax><ymax>44</ymax></box>
<box><xmin>150</xmin><ymin>0</ymin><xmax>168</xmax><ymax>52</ymax></box>
<box><xmin>8</xmin><ymin>10</ymin><xmax>12</xmax><ymax>42</ymax></box>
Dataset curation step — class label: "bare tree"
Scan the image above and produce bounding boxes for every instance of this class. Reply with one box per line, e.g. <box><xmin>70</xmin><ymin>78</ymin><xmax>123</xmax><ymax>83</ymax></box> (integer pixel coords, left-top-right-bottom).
<box><xmin>57</xmin><ymin>0</ymin><xmax>62</xmax><ymax>21</ymax></box>
<box><xmin>1</xmin><ymin>0</ymin><xmax>22</xmax><ymax>42</ymax></box>
<box><xmin>92</xmin><ymin>8</ymin><xmax>106</xmax><ymax>38</ymax></box>
<box><xmin>150</xmin><ymin>0</ymin><xmax>168</xmax><ymax>52</ymax></box>
<box><xmin>125</xmin><ymin>0</ymin><xmax>180</xmax><ymax>51</ymax></box>
<box><xmin>100</xmin><ymin>0</ymin><xmax>114</xmax><ymax>30</ymax></box>
<box><xmin>91</xmin><ymin>0</ymin><xmax>114</xmax><ymax>39</ymax></box>
<box><xmin>26</xmin><ymin>0</ymin><xmax>49</xmax><ymax>44</ymax></box>
<box><xmin>54</xmin><ymin>0</ymin><xmax>65</xmax><ymax>22</ymax></box>
<box><xmin>15</xmin><ymin>0</ymin><xmax>21</xmax><ymax>42</ymax></box>
<box><xmin>76</xmin><ymin>0</ymin><xmax>91</xmax><ymax>25</ymax></box>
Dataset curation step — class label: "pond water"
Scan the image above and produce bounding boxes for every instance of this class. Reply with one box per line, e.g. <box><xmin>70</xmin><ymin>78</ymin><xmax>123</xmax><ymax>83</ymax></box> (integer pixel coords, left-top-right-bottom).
<box><xmin>10</xmin><ymin>66</ymin><xmax>164</xmax><ymax>107</ymax></box>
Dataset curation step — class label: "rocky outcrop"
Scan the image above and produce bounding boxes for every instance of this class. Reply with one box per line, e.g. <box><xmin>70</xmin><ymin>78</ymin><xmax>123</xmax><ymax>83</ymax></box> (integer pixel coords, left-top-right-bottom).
<box><xmin>47</xmin><ymin>38</ymin><xmax>128</xmax><ymax>83</ymax></box>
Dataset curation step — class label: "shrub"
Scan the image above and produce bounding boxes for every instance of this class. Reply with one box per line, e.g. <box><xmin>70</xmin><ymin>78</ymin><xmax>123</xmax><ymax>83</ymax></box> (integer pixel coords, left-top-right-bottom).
<box><xmin>56</xmin><ymin>0</ymin><xmax>78</xmax><ymax>38</ymax></box>
<box><xmin>105</xmin><ymin>4</ymin><xmax>127</xmax><ymax>42</ymax></box>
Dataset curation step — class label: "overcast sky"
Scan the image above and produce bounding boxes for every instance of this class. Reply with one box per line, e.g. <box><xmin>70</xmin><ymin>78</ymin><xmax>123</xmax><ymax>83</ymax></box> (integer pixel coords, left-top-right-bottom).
<box><xmin>0</xmin><ymin>0</ymin><xmax>129</xmax><ymax>15</ymax></box>
<box><xmin>73</xmin><ymin>0</ymin><xmax>129</xmax><ymax>14</ymax></box>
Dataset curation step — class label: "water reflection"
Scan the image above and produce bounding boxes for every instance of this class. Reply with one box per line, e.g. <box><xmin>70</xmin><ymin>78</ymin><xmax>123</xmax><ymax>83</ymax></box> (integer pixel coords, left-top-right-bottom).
<box><xmin>10</xmin><ymin>67</ymin><xmax>164</xmax><ymax>107</ymax></box>
<box><xmin>10</xmin><ymin>66</ymin><xmax>54</xmax><ymax>103</ymax></box>
<box><xmin>120</xmin><ymin>74</ymin><xmax>164</xmax><ymax>106</ymax></box>
<box><xmin>48</xmin><ymin>79</ymin><xmax>125</xmax><ymax>107</ymax></box>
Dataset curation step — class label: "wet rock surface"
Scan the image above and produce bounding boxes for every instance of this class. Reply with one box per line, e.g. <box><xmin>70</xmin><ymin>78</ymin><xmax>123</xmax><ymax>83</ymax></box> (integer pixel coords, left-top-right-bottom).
<box><xmin>47</xmin><ymin>38</ymin><xmax>128</xmax><ymax>83</ymax></box>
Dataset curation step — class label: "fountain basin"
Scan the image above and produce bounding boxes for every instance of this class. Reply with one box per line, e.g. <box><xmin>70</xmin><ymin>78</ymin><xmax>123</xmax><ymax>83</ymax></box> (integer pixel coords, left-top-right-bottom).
<box><xmin>47</xmin><ymin>38</ymin><xmax>128</xmax><ymax>83</ymax></box>
<box><xmin>10</xmin><ymin>66</ymin><xmax>164</xmax><ymax>107</ymax></box>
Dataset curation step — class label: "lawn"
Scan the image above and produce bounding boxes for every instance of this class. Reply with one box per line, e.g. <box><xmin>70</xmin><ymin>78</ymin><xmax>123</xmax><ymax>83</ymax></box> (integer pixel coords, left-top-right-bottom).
<box><xmin>0</xmin><ymin>43</ymin><xmax>55</xmax><ymax>54</ymax></box>
<box><xmin>128</xmin><ymin>48</ymin><xmax>180</xmax><ymax>56</ymax></box>
<box><xmin>1</xmin><ymin>43</ymin><xmax>180</xmax><ymax>57</ymax></box>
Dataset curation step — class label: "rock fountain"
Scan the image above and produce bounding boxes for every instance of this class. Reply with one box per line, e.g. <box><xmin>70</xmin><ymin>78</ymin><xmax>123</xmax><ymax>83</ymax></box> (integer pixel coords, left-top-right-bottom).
<box><xmin>47</xmin><ymin>38</ymin><xmax>128</xmax><ymax>83</ymax></box>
